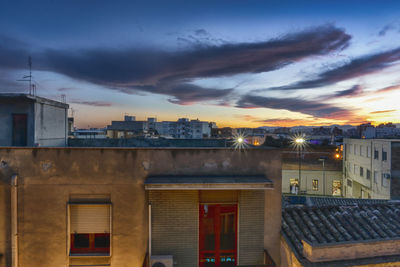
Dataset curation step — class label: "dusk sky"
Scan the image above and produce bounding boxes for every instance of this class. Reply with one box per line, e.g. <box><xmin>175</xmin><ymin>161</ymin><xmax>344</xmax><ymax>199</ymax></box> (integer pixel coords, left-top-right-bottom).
<box><xmin>1</xmin><ymin>0</ymin><xmax>400</xmax><ymax>128</ymax></box>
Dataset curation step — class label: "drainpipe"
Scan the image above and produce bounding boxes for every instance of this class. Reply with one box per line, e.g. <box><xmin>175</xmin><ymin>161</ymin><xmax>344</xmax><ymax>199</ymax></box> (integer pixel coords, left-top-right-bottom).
<box><xmin>148</xmin><ymin>204</ymin><xmax>152</xmax><ymax>266</ymax></box>
<box><xmin>11</xmin><ymin>174</ymin><xmax>18</xmax><ymax>267</ymax></box>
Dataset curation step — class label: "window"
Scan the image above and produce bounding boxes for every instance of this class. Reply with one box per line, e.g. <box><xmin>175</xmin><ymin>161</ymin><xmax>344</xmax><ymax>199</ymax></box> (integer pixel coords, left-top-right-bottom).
<box><xmin>367</xmin><ymin>146</ymin><xmax>371</xmax><ymax>158</ymax></box>
<box><xmin>360</xmin><ymin>167</ymin><xmax>364</xmax><ymax>177</ymax></box>
<box><xmin>382</xmin><ymin>174</ymin><xmax>389</xmax><ymax>187</ymax></box>
<box><xmin>354</xmin><ymin>144</ymin><xmax>357</xmax><ymax>155</ymax></box>
<box><xmin>360</xmin><ymin>145</ymin><xmax>363</xmax><ymax>156</ymax></box>
<box><xmin>312</xmin><ymin>179</ymin><xmax>319</xmax><ymax>191</ymax></box>
<box><xmin>366</xmin><ymin>169</ymin><xmax>371</xmax><ymax>180</ymax></box>
<box><xmin>374</xmin><ymin>171</ymin><xmax>379</xmax><ymax>183</ymax></box>
<box><xmin>374</xmin><ymin>149</ymin><xmax>379</xmax><ymax>160</ymax></box>
<box><xmin>382</xmin><ymin>150</ymin><xmax>387</xmax><ymax>161</ymax></box>
<box><xmin>333</xmin><ymin>180</ymin><xmax>342</xmax><ymax>196</ymax></box>
<box><xmin>347</xmin><ymin>179</ymin><xmax>352</xmax><ymax>187</ymax></box>
<box><xmin>354</xmin><ymin>164</ymin><xmax>358</xmax><ymax>174</ymax></box>
<box><xmin>69</xmin><ymin>204</ymin><xmax>111</xmax><ymax>255</ymax></box>
<box><xmin>289</xmin><ymin>178</ymin><xmax>299</xmax><ymax>194</ymax></box>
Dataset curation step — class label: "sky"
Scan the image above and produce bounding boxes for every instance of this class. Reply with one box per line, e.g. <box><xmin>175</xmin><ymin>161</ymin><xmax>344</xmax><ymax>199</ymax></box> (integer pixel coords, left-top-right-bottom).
<box><xmin>0</xmin><ymin>0</ymin><xmax>400</xmax><ymax>128</ymax></box>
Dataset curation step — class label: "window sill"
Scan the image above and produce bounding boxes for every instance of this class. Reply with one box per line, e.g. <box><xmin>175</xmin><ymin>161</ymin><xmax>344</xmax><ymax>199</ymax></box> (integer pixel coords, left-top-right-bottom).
<box><xmin>69</xmin><ymin>253</ymin><xmax>110</xmax><ymax>257</ymax></box>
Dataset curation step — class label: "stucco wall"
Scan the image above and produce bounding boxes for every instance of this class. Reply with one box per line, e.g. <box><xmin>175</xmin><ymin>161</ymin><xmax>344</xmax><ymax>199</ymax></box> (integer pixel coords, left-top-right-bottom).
<box><xmin>0</xmin><ymin>147</ymin><xmax>282</xmax><ymax>267</ymax></box>
<box><xmin>34</xmin><ymin>102</ymin><xmax>67</xmax><ymax>147</ymax></box>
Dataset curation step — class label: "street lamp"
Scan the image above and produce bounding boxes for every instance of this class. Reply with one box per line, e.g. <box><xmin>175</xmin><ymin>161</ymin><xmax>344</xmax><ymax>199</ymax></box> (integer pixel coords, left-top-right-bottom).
<box><xmin>291</xmin><ymin>134</ymin><xmax>307</xmax><ymax>194</ymax></box>
<box><xmin>318</xmin><ymin>156</ymin><xmax>328</xmax><ymax>195</ymax></box>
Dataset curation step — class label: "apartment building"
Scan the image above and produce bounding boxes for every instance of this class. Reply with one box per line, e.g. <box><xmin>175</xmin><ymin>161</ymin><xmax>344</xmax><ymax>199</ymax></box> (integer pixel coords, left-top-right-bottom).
<box><xmin>343</xmin><ymin>138</ymin><xmax>400</xmax><ymax>199</ymax></box>
<box><xmin>0</xmin><ymin>147</ymin><xmax>281</xmax><ymax>267</ymax></box>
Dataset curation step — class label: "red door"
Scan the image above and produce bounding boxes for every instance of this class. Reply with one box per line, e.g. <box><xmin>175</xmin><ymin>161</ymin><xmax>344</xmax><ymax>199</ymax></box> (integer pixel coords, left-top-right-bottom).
<box><xmin>199</xmin><ymin>204</ymin><xmax>237</xmax><ymax>267</ymax></box>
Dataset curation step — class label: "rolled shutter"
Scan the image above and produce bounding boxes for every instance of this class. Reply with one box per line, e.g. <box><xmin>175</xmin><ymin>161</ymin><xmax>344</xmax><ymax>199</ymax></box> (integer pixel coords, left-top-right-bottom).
<box><xmin>70</xmin><ymin>204</ymin><xmax>111</xmax><ymax>233</ymax></box>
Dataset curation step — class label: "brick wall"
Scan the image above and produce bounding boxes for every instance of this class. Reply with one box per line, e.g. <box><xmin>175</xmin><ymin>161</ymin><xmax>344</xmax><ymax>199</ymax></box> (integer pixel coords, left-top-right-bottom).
<box><xmin>239</xmin><ymin>190</ymin><xmax>265</xmax><ymax>265</ymax></box>
<box><xmin>149</xmin><ymin>190</ymin><xmax>199</xmax><ymax>267</ymax></box>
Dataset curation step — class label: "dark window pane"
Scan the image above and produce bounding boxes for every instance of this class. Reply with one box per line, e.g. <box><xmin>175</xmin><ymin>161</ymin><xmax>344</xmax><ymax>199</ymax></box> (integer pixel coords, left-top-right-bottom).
<box><xmin>94</xmin><ymin>234</ymin><xmax>110</xmax><ymax>248</ymax></box>
<box><xmin>74</xmin><ymin>234</ymin><xmax>89</xmax><ymax>248</ymax></box>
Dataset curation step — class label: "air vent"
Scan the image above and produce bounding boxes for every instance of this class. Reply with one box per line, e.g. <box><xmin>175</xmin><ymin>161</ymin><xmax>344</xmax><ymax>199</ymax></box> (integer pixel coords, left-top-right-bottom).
<box><xmin>150</xmin><ymin>255</ymin><xmax>173</xmax><ymax>267</ymax></box>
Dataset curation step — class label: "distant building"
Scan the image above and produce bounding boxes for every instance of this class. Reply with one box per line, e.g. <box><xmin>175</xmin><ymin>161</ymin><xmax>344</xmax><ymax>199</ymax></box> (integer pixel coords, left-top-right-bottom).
<box><xmin>106</xmin><ymin>116</ymin><xmax>149</xmax><ymax>138</ymax></box>
<box><xmin>282</xmin><ymin>196</ymin><xmax>400</xmax><ymax>266</ymax></box>
<box><xmin>343</xmin><ymin>138</ymin><xmax>400</xmax><ymax>199</ymax></box>
<box><xmin>73</xmin><ymin>128</ymin><xmax>107</xmax><ymax>139</ymax></box>
<box><xmin>211</xmin><ymin>127</ymin><xmax>237</xmax><ymax>139</ymax></box>
<box><xmin>155</xmin><ymin>118</ymin><xmax>212</xmax><ymax>139</ymax></box>
<box><xmin>0</xmin><ymin>93</ymin><xmax>69</xmax><ymax>147</ymax></box>
<box><xmin>282</xmin><ymin>151</ymin><xmax>342</xmax><ymax>196</ymax></box>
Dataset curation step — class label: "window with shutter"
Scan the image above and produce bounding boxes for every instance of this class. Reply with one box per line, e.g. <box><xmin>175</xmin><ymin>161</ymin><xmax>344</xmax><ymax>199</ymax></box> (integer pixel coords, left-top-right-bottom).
<box><xmin>69</xmin><ymin>204</ymin><xmax>111</xmax><ymax>255</ymax></box>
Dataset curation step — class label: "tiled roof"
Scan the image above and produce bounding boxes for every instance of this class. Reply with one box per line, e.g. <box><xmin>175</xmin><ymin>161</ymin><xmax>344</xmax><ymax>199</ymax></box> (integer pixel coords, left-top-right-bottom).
<box><xmin>283</xmin><ymin>195</ymin><xmax>389</xmax><ymax>208</ymax></box>
<box><xmin>282</xmin><ymin>200</ymin><xmax>400</xmax><ymax>266</ymax></box>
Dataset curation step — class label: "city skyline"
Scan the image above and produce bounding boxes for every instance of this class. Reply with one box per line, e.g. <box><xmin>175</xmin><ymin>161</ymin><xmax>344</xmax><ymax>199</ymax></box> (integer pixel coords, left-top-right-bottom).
<box><xmin>1</xmin><ymin>0</ymin><xmax>400</xmax><ymax>128</ymax></box>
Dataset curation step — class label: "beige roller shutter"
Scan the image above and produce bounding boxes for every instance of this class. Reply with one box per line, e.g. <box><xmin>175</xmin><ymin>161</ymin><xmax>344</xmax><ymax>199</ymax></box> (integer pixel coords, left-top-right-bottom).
<box><xmin>70</xmin><ymin>204</ymin><xmax>111</xmax><ymax>233</ymax></box>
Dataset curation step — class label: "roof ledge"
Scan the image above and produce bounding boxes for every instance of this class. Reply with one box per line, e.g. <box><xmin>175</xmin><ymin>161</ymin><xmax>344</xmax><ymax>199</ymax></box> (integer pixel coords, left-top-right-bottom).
<box><xmin>302</xmin><ymin>238</ymin><xmax>400</xmax><ymax>262</ymax></box>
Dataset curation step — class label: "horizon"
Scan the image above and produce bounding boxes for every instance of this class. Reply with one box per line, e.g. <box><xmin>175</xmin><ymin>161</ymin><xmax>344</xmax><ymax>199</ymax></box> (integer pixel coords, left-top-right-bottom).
<box><xmin>1</xmin><ymin>0</ymin><xmax>399</xmax><ymax>128</ymax></box>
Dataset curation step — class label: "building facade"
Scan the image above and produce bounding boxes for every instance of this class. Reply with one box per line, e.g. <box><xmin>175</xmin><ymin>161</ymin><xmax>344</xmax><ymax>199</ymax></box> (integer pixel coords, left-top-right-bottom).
<box><xmin>343</xmin><ymin>138</ymin><xmax>400</xmax><ymax>199</ymax></box>
<box><xmin>0</xmin><ymin>94</ymin><xmax>69</xmax><ymax>147</ymax></box>
<box><xmin>0</xmin><ymin>148</ymin><xmax>282</xmax><ymax>267</ymax></box>
<box><xmin>282</xmin><ymin>151</ymin><xmax>342</xmax><ymax>196</ymax></box>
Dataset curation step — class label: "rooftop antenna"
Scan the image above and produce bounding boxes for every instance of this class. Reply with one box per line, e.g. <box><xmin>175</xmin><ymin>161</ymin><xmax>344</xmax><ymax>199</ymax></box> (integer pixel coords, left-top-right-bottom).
<box><xmin>61</xmin><ymin>94</ymin><xmax>66</xmax><ymax>103</ymax></box>
<box><xmin>17</xmin><ymin>56</ymin><xmax>34</xmax><ymax>95</ymax></box>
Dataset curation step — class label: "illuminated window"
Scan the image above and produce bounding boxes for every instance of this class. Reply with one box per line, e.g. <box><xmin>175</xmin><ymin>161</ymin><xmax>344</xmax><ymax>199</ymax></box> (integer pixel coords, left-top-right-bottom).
<box><xmin>332</xmin><ymin>180</ymin><xmax>342</xmax><ymax>196</ymax></box>
<box><xmin>289</xmin><ymin>178</ymin><xmax>299</xmax><ymax>194</ymax></box>
<box><xmin>69</xmin><ymin>204</ymin><xmax>111</xmax><ymax>255</ymax></box>
<box><xmin>312</xmin><ymin>179</ymin><xmax>319</xmax><ymax>191</ymax></box>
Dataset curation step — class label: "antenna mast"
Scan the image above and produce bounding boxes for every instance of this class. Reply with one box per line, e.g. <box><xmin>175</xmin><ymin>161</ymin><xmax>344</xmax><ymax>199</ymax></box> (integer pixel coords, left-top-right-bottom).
<box><xmin>17</xmin><ymin>56</ymin><xmax>35</xmax><ymax>95</ymax></box>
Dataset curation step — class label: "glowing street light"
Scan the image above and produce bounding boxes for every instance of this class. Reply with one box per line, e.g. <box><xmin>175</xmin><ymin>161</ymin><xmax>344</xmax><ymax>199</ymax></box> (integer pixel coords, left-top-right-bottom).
<box><xmin>233</xmin><ymin>132</ymin><xmax>247</xmax><ymax>150</ymax></box>
<box><xmin>291</xmin><ymin>133</ymin><xmax>307</xmax><ymax>194</ymax></box>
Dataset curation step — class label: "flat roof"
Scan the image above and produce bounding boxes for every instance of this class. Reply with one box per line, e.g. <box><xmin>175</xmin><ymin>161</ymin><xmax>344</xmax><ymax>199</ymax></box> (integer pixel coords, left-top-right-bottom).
<box><xmin>145</xmin><ymin>175</ymin><xmax>273</xmax><ymax>190</ymax></box>
<box><xmin>0</xmin><ymin>93</ymin><xmax>69</xmax><ymax>109</ymax></box>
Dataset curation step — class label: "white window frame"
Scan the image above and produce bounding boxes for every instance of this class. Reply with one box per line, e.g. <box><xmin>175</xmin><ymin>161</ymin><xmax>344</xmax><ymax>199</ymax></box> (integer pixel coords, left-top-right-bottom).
<box><xmin>67</xmin><ymin>203</ymin><xmax>112</xmax><ymax>257</ymax></box>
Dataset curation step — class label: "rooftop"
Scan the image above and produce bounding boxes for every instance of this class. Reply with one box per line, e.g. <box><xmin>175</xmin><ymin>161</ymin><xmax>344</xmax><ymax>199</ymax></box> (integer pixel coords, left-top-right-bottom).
<box><xmin>0</xmin><ymin>93</ymin><xmax>69</xmax><ymax>108</ymax></box>
<box><xmin>282</xmin><ymin>198</ymin><xmax>400</xmax><ymax>266</ymax></box>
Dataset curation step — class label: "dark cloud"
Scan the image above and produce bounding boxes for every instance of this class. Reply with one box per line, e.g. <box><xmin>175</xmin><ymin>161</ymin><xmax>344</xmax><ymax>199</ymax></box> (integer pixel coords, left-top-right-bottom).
<box><xmin>334</xmin><ymin>84</ymin><xmax>363</xmax><ymax>97</ymax></box>
<box><xmin>262</xmin><ymin>47</ymin><xmax>400</xmax><ymax>92</ymax></box>
<box><xmin>70</xmin><ymin>100</ymin><xmax>112</xmax><ymax>107</ymax></box>
<box><xmin>378</xmin><ymin>23</ymin><xmax>397</xmax><ymax>36</ymax></box>
<box><xmin>0</xmin><ymin>25</ymin><xmax>351</xmax><ymax>105</ymax></box>
<box><xmin>236</xmin><ymin>94</ymin><xmax>355</xmax><ymax>118</ymax></box>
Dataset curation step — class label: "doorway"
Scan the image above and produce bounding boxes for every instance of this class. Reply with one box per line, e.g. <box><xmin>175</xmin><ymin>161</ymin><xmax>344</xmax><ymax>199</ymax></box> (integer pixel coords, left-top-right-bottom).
<box><xmin>199</xmin><ymin>204</ymin><xmax>237</xmax><ymax>267</ymax></box>
<box><xmin>12</xmin><ymin>114</ymin><xmax>28</xmax><ymax>146</ymax></box>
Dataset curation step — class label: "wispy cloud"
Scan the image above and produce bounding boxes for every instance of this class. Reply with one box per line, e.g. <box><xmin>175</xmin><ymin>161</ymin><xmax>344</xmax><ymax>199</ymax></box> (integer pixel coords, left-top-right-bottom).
<box><xmin>257</xmin><ymin>47</ymin><xmax>400</xmax><ymax>92</ymax></box>
<box><xmin>370</xmin><ymin>109</ymin><xmax>396</xmax><ymax>114</ymax></box>
<box><xmin>70</xmin><ymin>100</ymin><xmax>112</xmax><ymax>107</ymax></box>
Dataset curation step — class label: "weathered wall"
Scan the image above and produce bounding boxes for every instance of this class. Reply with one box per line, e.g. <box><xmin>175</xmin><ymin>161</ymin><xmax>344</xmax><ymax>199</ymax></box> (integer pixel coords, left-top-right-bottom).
<box><xmin>34</xmin><ymin>102</ymin><xmax>67</xmax><ymax>147</ymax></box>
<box><xmin>391</xmin><ymin>142</ymin><xmax>400</xmax><ymax>199</ymax></box>
<box><xmin>0</xmin><ymin>147</ymin><xmax>281</xmax><ymax>267</ymax></box>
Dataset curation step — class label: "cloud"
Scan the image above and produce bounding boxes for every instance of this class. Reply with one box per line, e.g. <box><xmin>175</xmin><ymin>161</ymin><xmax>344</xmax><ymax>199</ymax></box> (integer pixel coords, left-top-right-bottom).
<box><xmin>378</xmin><ymin>23</ymin><xmax>397</xmax><ymax>36</ymax></box>
<box><xmin>375</xmin><ymin>84</ymin><xmax>400</xmax><ymax>94</ymax></box>
<box><xmin>370</xmin><ymin>109</ymin><xmax>396</xmax><ymax>114</ymax></box>
<box><xmin>235</xmin><ymin>94</ymin><xmax>356</xmax><ymax>119</ymax></box>
<box><xmin>0</xmin><ymin>24</ymin><xmax>351</xmax><ymax>105</ymax></box>
<box><xmin>70</xmin><ymin>100</ymin><xmax>112</xmax><ymax>107</ymax></box>
<box><xmin>262</xmin><ymin>47</ymin><xmax>400</xmax><ymax>92</ymax></box>
<box><xmin>334</xmin><ymin>84</ymin><xmax>363</xmax><ymax>97</ymax></box>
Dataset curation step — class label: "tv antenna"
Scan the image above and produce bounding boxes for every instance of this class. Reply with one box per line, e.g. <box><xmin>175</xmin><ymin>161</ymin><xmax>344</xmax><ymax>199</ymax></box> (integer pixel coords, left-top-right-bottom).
<box><xmin>17</xmin><ymin>56</ymin><xmax>36</xmax><ymax>95</ymax></box>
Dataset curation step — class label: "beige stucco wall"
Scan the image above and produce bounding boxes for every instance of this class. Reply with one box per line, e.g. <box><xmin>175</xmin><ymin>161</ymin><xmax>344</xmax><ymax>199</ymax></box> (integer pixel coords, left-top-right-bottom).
<box><xmin>0</xmin><ymin>147</ymin><xmax>281</xmax><ymax>267</ymax></box>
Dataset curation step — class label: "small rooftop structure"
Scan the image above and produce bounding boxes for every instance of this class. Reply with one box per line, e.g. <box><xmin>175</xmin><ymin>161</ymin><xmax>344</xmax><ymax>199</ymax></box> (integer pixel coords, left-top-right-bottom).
<box><xmin>0</xmin><ymin>93</ymin><xmax>69</xmax><ymax>147</ymax></box>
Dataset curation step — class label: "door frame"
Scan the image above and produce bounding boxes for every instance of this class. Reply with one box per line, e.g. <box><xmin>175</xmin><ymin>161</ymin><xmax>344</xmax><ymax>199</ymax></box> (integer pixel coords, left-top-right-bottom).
<box><xmin>199</xmin><ymin>203</ymin><xmax>238</xmax><ymax>267</ymax></box>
